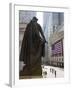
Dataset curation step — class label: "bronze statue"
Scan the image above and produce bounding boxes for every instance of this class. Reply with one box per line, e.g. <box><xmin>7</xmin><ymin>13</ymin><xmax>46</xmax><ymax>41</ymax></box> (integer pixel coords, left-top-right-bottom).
<box><xmin>20</xmin><ymin>17</ymin><xmax>46</xmax><ymax>78</ymax></box>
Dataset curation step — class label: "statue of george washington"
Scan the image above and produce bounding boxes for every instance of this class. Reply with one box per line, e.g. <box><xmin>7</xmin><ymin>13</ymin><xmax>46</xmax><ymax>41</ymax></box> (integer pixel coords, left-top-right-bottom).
<box><xmin>19</xmin><ymin>17</ymin><xmax>46</xmax><ymax>78</ymax></box>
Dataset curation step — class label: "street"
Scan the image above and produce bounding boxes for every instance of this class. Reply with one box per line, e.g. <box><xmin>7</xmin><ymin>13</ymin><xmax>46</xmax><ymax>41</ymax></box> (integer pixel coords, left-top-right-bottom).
<box><xmin>42</xmin><ymin>65</ymin><xmax>64</xmax><ymax>78</ymax></box>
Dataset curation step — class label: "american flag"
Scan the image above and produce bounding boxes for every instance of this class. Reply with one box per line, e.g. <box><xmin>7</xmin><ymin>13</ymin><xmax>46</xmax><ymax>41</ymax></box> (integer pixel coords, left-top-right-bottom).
<box><xmin>52</xmin><ymin>40</ymin><xmax>63</xmax><ymax>55</ymax></box>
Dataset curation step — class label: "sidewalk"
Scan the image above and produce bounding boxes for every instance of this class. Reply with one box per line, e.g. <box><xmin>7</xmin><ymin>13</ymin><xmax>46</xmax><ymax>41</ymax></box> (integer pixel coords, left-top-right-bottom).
<box><xmin>42</xmin><ymin>65</ymin><xmax>64</xmax><ymax>78</ymax></box>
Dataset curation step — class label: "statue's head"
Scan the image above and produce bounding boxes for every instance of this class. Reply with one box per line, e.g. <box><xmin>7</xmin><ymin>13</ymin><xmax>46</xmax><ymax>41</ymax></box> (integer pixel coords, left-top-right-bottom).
<box><xmin>32</xmin><ymin>17</ymin><xmax>38</xmax><ymax>22</ymax></box>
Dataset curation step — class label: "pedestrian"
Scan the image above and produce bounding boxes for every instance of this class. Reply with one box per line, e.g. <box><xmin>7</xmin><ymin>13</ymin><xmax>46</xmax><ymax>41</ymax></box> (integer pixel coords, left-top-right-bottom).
<box><xmin>52</xmin><ymin>69</ymin><xmax>53</xmax><ymax>73</ymax></box>
<box><xmin>55</xmin><ymin>70</ymin><xmax>56</xmax><ymax>77</ymax></box>
<box><xmin>50</xmin><ymin>68</ymin><xmax>51</xmax><ymax>72</ymax></box>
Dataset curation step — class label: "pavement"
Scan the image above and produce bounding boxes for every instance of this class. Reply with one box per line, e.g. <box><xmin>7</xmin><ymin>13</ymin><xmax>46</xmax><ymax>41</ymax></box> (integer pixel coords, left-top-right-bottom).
<box><xmin>42</xmin><ymin>65</ymin><xmax>64</xmax><ymax>78</ymax></box>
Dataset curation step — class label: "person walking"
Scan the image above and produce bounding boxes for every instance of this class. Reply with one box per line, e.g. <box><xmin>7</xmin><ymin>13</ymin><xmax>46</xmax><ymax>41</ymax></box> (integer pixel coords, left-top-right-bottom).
<box><xmin>55</xmin><ymin>70</ymin><xmax>56</xmax><ymax>78</ymax></box>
